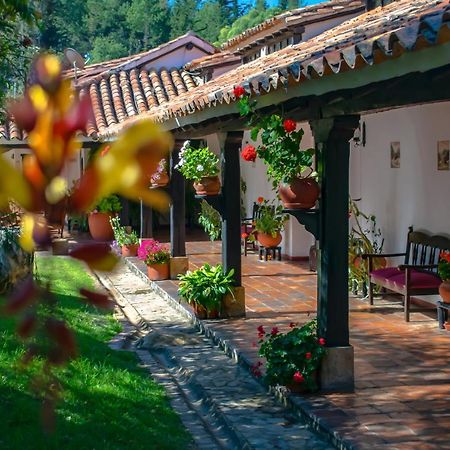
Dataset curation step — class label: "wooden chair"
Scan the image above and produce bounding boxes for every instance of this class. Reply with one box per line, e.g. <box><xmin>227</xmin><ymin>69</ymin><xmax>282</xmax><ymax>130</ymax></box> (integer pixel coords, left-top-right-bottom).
<box><xmin>363</xmin><ymin>227</ymin><xmax>450</xmax><ymax>322</ymax></box>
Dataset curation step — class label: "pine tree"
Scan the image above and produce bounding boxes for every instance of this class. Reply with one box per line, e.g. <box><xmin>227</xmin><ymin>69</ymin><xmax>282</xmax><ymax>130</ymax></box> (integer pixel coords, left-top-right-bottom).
<box><xmin>170</xmin><ymin>0</ymin><xmax>200</xmax><ymax>39</ymax></box>
<box><xmin>127</xmin><ymin>0</ymin><xmax>170</xmax><ymax>52</ymax></box>
<box><xmin>194</xmin><ymin>1</ymin><xmax>225</xmax><ymax>43</ymax></box>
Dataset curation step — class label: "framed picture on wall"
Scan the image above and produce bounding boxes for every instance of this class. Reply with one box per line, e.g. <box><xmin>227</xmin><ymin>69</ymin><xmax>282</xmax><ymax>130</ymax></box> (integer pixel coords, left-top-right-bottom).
<box><xmin>390</xmin><ymin>141</ymin><xmax>400</xmax><ymax>168</ymax></box>
<box><xmin>437</xmin><ymin>140</ymin><xmax>449</xmax><ymax>171</ymax></box>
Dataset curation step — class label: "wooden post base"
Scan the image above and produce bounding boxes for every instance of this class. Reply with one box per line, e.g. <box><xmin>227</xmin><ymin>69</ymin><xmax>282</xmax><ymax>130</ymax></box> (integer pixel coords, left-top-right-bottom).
<box><xmin>319</xmin><ymin>345</ymin><xmax>354</xmax><ymax>392</ymax></box>
<box><xmin>170</xmin><ymin>256</ymin><xmax>189</xmax><ymax>280</ymax></box>
<box><xmin>52</xmin><ymin>238</ymin><xmax>69</xmax><ymax>255</ymax></box>
<box><xmin>222</xmin><ymin>286</ymin><xmax>246</xmax><ymax>318</ymax></box>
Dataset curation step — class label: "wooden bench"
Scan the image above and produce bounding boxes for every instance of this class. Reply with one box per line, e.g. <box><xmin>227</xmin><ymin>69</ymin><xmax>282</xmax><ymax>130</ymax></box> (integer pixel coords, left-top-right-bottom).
<box><xmin>363</xmin><ymin>227</ymin><xmax>449</xmax><ymax>322</ymax></box>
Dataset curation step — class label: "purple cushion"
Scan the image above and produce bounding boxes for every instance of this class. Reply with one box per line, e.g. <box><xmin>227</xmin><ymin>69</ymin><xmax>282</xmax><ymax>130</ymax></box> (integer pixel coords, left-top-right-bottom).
<box><xmin>370</xmin><ymin>267</ymin><xmax>401</xmax><ymax>281</ymax></box>
<box><xmin>387</xmin><ymin>271</ymin><xmax>441</xmax><ymax>290</ymax></box>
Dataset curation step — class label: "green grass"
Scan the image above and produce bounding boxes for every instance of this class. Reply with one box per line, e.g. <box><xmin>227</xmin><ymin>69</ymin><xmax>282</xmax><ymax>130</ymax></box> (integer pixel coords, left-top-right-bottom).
<box><xmin>0</xmin><ymin>256</ymin><xmax>192</xmax><ymax>450</ymax></box>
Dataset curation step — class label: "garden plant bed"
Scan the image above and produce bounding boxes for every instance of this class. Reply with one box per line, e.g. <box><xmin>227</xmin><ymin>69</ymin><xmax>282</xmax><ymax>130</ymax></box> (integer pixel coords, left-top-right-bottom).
<box><xmin>0</xmin><ymin>255</ymin><xmax>192</xmax><ymax>450</ymax></box>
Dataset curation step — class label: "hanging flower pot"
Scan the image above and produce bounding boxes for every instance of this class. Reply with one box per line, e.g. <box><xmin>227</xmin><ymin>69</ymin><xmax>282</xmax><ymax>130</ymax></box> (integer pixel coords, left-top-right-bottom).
<box><xmin>193</xmin><ymin>176</ymin><xmax>221</xmax><ymax>196</ymax></box>
<box><xmin>88</xmin><ymin>212</ymin><xmax>114</xmax><ymax>241</ymax></box>
<box><xmin>121</xmin><ymin>244</ymin><xmax>139</xmax><ymax>257</ymax></box>
<box><xmin>150</xmin><ymin>170</ymin><xmax>169</xmax><ymax>188</ymax></box>
<box><xmin>278</xmin><ymin>177</ymin><xmax>320</xmax><ymax>209</ymax></box>
<box><xmin>257</xmin><ymin>232</ymin><xmax>282</xmax><ymax>248</ymax></box>
<box><xmin>147</xmin><ymin>262</ymin><xmax>169</xmax><ymax>281</ymax></box>
<box><xmin>439</xmin><ymin>281</ymin><xmax>450</xmax><ymax>304</ymax></box>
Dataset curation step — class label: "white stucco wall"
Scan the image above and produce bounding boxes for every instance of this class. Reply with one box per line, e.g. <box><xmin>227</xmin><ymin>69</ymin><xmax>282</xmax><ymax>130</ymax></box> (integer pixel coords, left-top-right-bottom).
<box><xmin>240</xmin><ymin>122</ymin><xmax>315</xmax><ymax>258</ymax></box>
<box><xmin>349</xmin><ymin>101</ymin><xmax>450</xmax><ymax>253</ymax></box>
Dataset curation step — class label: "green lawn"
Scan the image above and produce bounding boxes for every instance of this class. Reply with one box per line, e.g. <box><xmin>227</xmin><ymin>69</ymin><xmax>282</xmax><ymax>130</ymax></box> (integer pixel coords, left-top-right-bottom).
<box><xmin>0</xmin><ymin>256</ymin><xmax>192</xmax><ymax>450</ymax></box>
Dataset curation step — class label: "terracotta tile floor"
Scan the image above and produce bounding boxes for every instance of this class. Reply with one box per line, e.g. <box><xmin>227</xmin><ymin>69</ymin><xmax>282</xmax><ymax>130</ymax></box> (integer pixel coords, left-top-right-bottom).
<box><xmin>153</xmin><ymin>241</ymin><xmax>450</xmax><ymax>449</ymax></box>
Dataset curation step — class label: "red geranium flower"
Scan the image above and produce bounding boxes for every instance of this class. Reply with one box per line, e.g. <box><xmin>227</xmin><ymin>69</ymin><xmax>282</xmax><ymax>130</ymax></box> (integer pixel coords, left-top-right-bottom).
<box><xmin>241</xmin><ymin>144</ymin><xmax>257</xmax><ymax>162</ymax></box>
<box><xmin>257</xmin><ymin>196</ymin><xmax>264</xmax><ymax>204</ymax></box>
<box><xmin>241</xmin><ymin>232</ymin><xmax>249</xmax><ymax>239</ymax></box>
<box><xmin>257</xmin><ymin>325</ymin><xmax>265</xmax><ymax>334</ymax></box>
<box><xmin>233</xmin><ymin>86</ymin><xmax>246</xmax><ymax>98</ymax></box>
<box><xmin>292</xmin><ymin>371</ymin><xmax>304</xmax><ymax>383</ymax></box>
<box><xmin>283</xmin><ymin>119</ymin><xmax>297</xmax><ymax>133</ymax></box>
<box><xmin>318</xmin><ymin>337</ymin><xmax>326</xmax><ymax>346</ymax></box>
<box><xmin>305</xmin><ymin>352</ymin><xmax>312</xmax><ymax>359</ymax></box>
<box><xmin>440</xmin><ymin>251</ymin><xmax>450</xmax><ymax>263</ymax></box>
<box><xmin>271</xmin><ymin>327</ymin><xmax>279</xmax><ymax>336</ymax></box>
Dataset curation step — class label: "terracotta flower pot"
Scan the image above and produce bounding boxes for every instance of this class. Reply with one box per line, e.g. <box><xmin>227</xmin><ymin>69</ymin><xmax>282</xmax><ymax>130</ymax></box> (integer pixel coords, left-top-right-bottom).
<box><xmin>439</xmin><ymin>281</ymin><xmax>450</xmax><ymax>304</ymax></box>
<box><xmin>278</xmin><ymin>177</ymin><xmax>320</xmax><ymax>209</ymax></box>
<box><xmin>207</xmin><ymin>309</ymin><xmax>220</xmax><ymax>319</ymax></box>
<box><xmin>151</xmin><ymin>171</ymin><xmax>169</xmax><ymax>188</ymax></box>
<box><xmin>147</xmin><ymin>263</ymin><xmax>169</xmax><ymax>281</ymax></box>
<box><xmin>121</xmin><ymin>244</ymin><xmax>139</xmax><ymax>257</ymax></box>
<box><xmin>193</xmin><ymin>176</ymin><xmax>221</xmax><ymax>196</ymax></box>
<box><xmin>88</xmin><ymin>212</ymin><xmax>114</xmax><ymax>241</ymax></box>
<box><xmin>193</xmin><ymin>303</ymin><xmax>207</xmax><ymax>319</ymax></box>
<box><xmin>257</xmin><ymin>232</ymin><xmax>282</xmax><ymax>248</ymax></box>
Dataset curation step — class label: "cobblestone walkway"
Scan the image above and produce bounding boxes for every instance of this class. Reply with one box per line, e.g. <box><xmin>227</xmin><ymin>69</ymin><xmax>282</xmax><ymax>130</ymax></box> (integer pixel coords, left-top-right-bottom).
<box><xmin>100</xmin><ymin>261</ymin><xmax>334</xmax><ymax>450</ymax></box>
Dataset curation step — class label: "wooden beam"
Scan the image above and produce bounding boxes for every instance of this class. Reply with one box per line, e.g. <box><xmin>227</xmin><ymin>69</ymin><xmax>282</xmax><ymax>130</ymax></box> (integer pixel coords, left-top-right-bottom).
<box><xmin>221</xmin><ymin>131</ymin><xmax>243</xmax><ymax>286</ymax></box>
<box><xmin>311</xmin><ymin>115</ymin><xmax>359</xmax><ymax>347</ymax></box>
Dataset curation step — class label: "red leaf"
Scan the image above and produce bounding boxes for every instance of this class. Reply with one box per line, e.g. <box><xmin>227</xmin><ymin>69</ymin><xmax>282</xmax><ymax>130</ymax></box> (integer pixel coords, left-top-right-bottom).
<box><xmin>4</xmin><ymin>277</ymin><xmax>38</xmax><ymax>315</ymax></box>
<box><xmin>17</xmin><ymin>313</ymin><xmax>38</xmax><ymax>339</ymax></box>
<box><xmin>79</xmin><ymin>288</ymin><xmax>114</xmax><ymax>310</ymax></box>
<box><xmin>69</xmin><ymin>242</ymin><xmax>118</xmax><ymax>271</ymax></box>
<box><xmin>45</xmin><ymin>318</ymin><xmax>77</xmax><ymax>360</ymax></box>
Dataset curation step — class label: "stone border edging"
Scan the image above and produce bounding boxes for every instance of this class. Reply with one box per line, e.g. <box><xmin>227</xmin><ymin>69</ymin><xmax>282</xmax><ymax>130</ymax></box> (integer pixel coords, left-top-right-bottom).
<box><xmin>123</xmin><ymin>257</ymin><xmax>355</xmax><ymax>450</ymax></box>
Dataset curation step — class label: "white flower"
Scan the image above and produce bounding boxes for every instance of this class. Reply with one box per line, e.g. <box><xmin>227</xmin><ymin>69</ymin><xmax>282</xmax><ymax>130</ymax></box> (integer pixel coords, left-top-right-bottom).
<box><xmin>196</xmin><ymin>164</ymin><xmax>204</xmax><ymax>172</ymax></box>
<box><xmin>183</xmin><ymin>140</ymin><xmax>190</xmax><ymax>148</ymax></box>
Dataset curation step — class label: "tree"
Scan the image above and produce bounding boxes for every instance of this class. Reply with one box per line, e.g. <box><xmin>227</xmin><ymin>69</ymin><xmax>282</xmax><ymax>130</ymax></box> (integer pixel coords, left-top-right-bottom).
<box><xmin>170</xmin><ymin>0</ymin><xmax>200</xmax><ymax>39</ymax></box>
<box><xmin>0</xmin><ymin>0</ymin><xmax>37</xmax><ymax>107</ymax></box>
<box><xmin>194</xmin><ymin>1</ymin><xmax>226</xmax><ymax>43</ymax></box>
<box><xmin>85</xmin><ymin>0</ymin><xmax>131</xmax><ymax>62</ymax></box>
<box><xmin>127</xmin><ymin>0</ymin><xmax>170</xmax><ymax>53</ymax></box>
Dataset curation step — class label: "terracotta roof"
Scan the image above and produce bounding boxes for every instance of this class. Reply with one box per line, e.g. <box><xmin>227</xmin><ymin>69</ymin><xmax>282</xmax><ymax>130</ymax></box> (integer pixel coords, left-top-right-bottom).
<box><xmin>221</xmin><ymin>0</ymin><xmax>365</xmax><ymax>52</ymax></box>
<box><xmin>119</xmin><ymin>0</ymin><xmax>447</xmax><ymax>130</ymax></box>
<box><xmin>184</xmin><ymin>51</ymin><xmax>241</xmax><ymax>71</ymax></box>
<box><xmin>64</xmin><ymin>32</ymin><xmax>216</xmax><ymax>86</ymax></box>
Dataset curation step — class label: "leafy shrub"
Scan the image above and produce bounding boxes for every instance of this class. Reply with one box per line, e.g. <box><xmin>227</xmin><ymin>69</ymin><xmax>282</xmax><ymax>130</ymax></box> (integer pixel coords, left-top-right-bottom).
<box><xmin>198</xmin><ymin>200</ymin><xmax>221</xmax><ymax>241</ymax></box>
<box><xmin>95</xmin><ymin>194</ymin><xmax>122</xmax><ymax>213</ymax></box>
<box><xmin>178</xmin><ymin>264</ymin><xmax>234</xmax><ymax>312</ymax></box>
<box><xmin>0</xmin><ymin>226</ymin><xmax>33</xmax><ymax>295</ymax></box>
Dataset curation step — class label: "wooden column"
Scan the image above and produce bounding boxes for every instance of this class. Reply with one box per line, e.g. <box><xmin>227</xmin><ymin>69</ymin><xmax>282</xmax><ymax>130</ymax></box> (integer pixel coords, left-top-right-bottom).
<box><xmin>170</xmin><ymin>142</ymin><xmax>186</xmax><ymax>257</ymax></box>
<box><xmin>221</xmin><ymin>131</ymin><xmax>243</xmax><ymax>286</ymax></box>
<box><xmin>310</xmin><ymin>115</ymin><xmax>359</xmax><ymax>391</ymax></box>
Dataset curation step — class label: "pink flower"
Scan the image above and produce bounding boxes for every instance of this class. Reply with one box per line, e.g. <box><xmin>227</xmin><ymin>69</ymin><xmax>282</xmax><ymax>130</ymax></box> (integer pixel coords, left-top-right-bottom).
<box><xmin>292</xmin><ymin>371</ymin><xmax>304</xmax><ymax>383</ymax></box>
<box><xmin>257</xmin><ymin>325</ymin><xmax>265</xmax><ymax>334</ymax></box>
<box><xmin>283</xmin><ymin>119</ymin><xmax>296</xmax><ymax>133</ymax></box>
<box><xmin>271</xmin><ymin>327</ymin><xmax>279</xmax><ymax>336</ymax></box>
<box><xmin>318</xmin><ymin>337</ymin><xmax>326</xmax><ymax>346</ymax></box>
<box><xmin>305</xmin><ymin>352</ymin><xmax>312</xmax><ymax>359</ymax></box>
<box><xmin>233</xmin><ymin>86</ymin><xmax>246</xmax><ymax>98</ymax></box>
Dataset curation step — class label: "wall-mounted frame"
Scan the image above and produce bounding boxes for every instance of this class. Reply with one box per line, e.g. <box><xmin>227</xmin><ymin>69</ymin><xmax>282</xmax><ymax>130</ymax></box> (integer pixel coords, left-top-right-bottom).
<box><xmin>437</xmin><ymin>140</ymin><xmax>449</xmax><ymax>171</ymax></box>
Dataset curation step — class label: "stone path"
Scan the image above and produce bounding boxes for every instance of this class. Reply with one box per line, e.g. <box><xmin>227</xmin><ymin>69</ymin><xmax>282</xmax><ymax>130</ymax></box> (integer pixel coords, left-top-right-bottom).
<box><xmin>100</xmin><ymin>261</ymin><xmax>335</xmax><ymax>450</ymax></box>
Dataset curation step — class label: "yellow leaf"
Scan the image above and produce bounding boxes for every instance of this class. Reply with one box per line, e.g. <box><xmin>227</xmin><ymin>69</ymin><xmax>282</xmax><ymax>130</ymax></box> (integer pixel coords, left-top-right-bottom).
<box><xmin>19</xmin><ymin>214</ymin><xmax>35</xmax><ymax>253</ymax></box>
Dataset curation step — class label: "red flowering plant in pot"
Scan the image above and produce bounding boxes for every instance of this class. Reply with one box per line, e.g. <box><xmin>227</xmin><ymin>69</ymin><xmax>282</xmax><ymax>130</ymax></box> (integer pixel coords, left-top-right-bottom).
<box><xmin>438</xmin><ymin>251</ymin><xmax>450</xmax><ymax>303</ymax></box>
<box><xmin>138</xmin><ymin>239</ymin><xmax>170</xmax><ymax>281</ymax></box>
<box><xmin>255</xmin><ymin>319</ymin><xmax>326</xmax><ymax>393</ymax></box>
<box><xmin>235</xmin><ymin>86</ymin><xmax>318</xmax><ymax>209</ymax></box>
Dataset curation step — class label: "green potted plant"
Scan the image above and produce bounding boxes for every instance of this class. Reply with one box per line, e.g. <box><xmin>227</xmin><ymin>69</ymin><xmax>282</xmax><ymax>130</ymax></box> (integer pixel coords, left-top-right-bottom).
<box><xmin>178</xmin><ymin>264</ymin><xmax>234</xmax><ymax>319</ymax></box>
<box><xmin>254</xmin><ymin>197</ymin><xmax>287</xmax><ymax>248</ymax></box>
<box><xmin>256</xmin><ymin>319</ymin><xmax>326</xmax><ymax>393</ymax></box>
<box><xmin>236</xmin><ymin>87</ymin><xmax>318</xmax><ymax>209</ymax></box>
<box><xmin>138</xmin><ymin>239</ymin><xmax>170</xmax><ymax>280</ymax></box>
<box><xmin>88</xmin><ymin>194</ymin><xmax>122</xmax><ymax>241</ymax></box>
<box><xmin>198</xmin><ymin>200</ymin><xmax>221</xmax><ymax>241</ymax></box>
<box><xmin>110</xmin><ymin>216</ymin><xmax>140</xmax><ymax>257</ymax></box>
<box><xmin>438</xmin><ymin>251</ymin><xmax>450</xmax><ymax>304</ymax></box>
<box><xmin>175</xmin><ymin>141</ymin><xmax>221</xmax><ymax>195</ymax></box>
